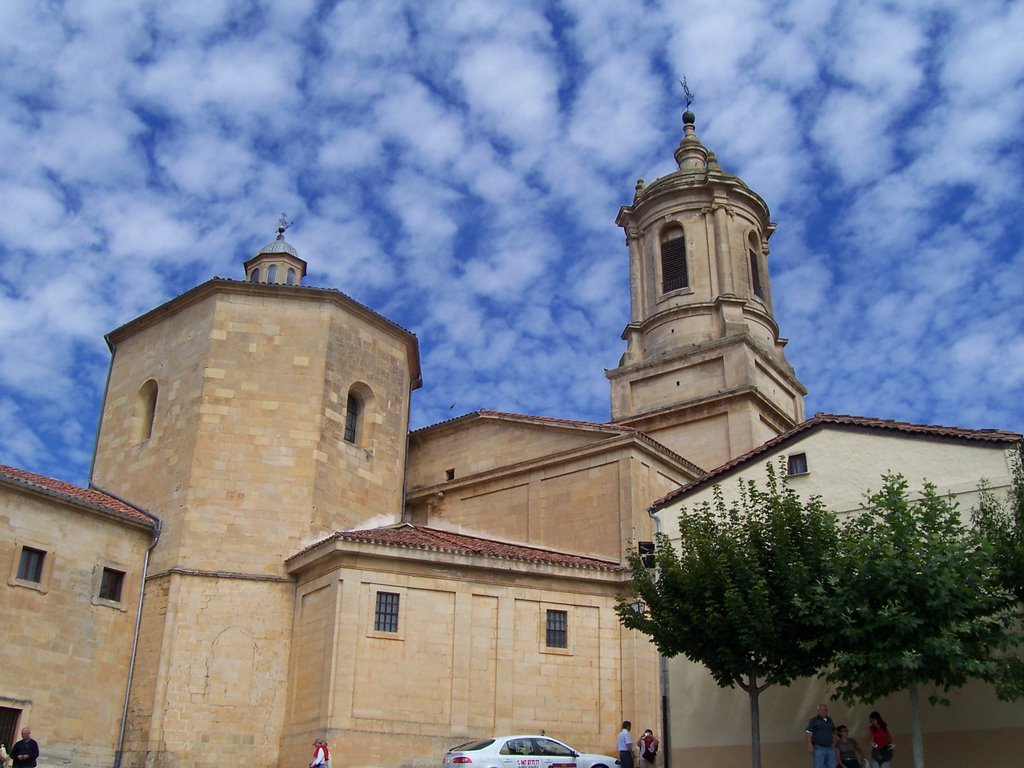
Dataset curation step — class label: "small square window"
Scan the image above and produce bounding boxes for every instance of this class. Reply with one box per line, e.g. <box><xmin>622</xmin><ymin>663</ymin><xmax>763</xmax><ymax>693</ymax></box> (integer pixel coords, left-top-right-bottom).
<box><xmin>374</xmin><ymin>591</ymin><xmax>400</xmax><ymax>633</ymax></box>
<box><xmin>17</xmin><ymin>547</ymin><xmax>46</xmax><ymax>583</ymax></box>
<box><xmin>545</xmin><ymin>609</ymin><xmax>568</xmax><ymax>649</ymax></box>
<box><xmin>99</xmin><ymin>567</ymin><xmax>126</xmax><ymax>602</ymax></box>
<box><xmin>787</xmin><ymin>452</ymin><xmax>808</xmax><ymax>476</ymax></box>
<box><xmin>445</xmin><ymin>468</ymin><xmax>455</xmax><ymax>481</ymax></box>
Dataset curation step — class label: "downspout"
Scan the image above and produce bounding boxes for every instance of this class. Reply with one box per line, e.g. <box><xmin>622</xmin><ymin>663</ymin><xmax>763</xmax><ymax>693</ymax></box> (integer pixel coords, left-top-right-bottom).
<box><xmin>88</xmin><ymin>485</ymin><xmax>162</xmax><ymax>768</ymax></box>
<box><xmin>647</xmin><ymin>505</ymin><xmax>670</xmax><ymax>768</ymax></box>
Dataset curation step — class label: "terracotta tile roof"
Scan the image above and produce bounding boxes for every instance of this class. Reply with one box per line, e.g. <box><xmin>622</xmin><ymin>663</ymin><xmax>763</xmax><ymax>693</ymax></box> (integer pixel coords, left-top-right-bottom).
<box><xmin>412</xmin><ymin>408</ymin><xmax>639</xmax><ymax>435</ymax></box>
<box><xmin>295</xmin><ymin>523</ymin><xmax>620</xmax><ymax>571</ymax></box>
<box><xmin>0</xmin><ymin>464</ymin><xmax>157</xmax><ymax>529</ymax></box>
<box><xmin>650</xmin><ymin>412</ymin><xmax>1023</xmax><ymax>511</ymax></box>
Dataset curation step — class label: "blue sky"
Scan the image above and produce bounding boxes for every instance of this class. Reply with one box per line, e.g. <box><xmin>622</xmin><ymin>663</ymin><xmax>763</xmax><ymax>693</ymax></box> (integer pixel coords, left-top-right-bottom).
<box><xmin>1</xmin><ymin>0</ymin><xmax>1022</xmax><ymax>485</ymax></box>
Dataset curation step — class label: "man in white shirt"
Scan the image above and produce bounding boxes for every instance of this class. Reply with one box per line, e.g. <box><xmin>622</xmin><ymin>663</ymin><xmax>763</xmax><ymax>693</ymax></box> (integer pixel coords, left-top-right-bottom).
<box><xmin>617</xmin><ymin>721</ymin><xmax>634</xmax><ymax>768</ymax></box>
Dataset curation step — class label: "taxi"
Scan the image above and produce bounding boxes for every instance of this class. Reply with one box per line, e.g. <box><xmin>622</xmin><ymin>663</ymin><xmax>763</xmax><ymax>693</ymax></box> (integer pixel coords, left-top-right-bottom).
<box><xmin>442</xmin><ymin>735</ymin><xmax>617</xmax><ymax>768</ymax></box>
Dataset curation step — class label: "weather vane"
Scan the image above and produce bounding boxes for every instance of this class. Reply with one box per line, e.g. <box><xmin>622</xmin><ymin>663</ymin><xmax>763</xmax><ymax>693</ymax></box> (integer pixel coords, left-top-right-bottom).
<box><xmin>277</xmin><ymin>212</ymin><xmax>293</xmax><ymax>236</ymax></box>
<box><xmin>679</xmin><ymin>76</ymin><xmax>695</xmax><ymax>110</ymax></box>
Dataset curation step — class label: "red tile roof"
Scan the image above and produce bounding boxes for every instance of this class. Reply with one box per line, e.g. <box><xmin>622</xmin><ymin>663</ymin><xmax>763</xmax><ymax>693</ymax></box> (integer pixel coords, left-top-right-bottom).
<box><xmin>294</xmin><ymin>523</ymin><xmax>620</xmax><ymax>571</ymax></box>
<box><xmin>0</xmin><ymin>464</ymin><xmax>158</xmax><ymax>529</ymax></box>
<box><xmin>650</xmin><ymin>412</ymin><xmax>1022</xmax><ymax>511</ymax></box>
<box><xmin>412</xmin><ymin>408</ymin><xmax>639</xmax><ymax>435</ymax></box>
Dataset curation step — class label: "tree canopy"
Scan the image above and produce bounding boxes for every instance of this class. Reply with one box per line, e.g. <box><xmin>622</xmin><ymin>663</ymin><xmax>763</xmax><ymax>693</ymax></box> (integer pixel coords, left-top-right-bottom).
<box><xmin>617</xmin><ymin>462</ymin><xmax>837</xmax><ymax>768</ymax></box>
<box><xmin>811</xmin><ymin>473</ymin><xmax>1024</xmax><ymax>768</ymax></box>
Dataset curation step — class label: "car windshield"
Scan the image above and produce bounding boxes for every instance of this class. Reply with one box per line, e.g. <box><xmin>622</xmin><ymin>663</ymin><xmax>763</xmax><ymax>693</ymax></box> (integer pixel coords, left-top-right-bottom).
<box><xmin>451</xmin><ymin>740</ymin><xmax>495</xmax><ymax>752</ymax></box>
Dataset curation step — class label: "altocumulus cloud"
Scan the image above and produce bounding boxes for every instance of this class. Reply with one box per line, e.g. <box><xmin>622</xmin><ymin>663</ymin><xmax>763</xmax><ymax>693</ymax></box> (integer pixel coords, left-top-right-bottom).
<box><xmin>0</xmin><ymin>0</ymin><xmax>1022</xmax><ymax>483</ymax></box>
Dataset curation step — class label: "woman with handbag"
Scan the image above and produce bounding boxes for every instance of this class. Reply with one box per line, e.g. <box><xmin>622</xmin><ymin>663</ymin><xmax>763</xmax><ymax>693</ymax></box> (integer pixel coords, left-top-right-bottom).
<box><xmin>868</xmin><ymin>711</ymin><xmax>894</xmax><ymax>768</ymax></box>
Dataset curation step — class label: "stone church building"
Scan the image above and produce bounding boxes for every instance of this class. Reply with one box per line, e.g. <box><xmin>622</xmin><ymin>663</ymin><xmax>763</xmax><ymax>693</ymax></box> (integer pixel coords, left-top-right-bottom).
<box><xmin>1</xmin><ymin>110</ymin><xmax>1018</xmax><ymax>768</ymax></box>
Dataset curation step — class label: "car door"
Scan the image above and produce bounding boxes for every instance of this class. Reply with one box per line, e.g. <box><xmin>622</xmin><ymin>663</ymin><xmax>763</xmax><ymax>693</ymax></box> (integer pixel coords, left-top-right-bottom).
<box><xmin>499</xmin><ymin>738</ymin><xmax>539</xmax><ymax>768</ymax></box>
<box><xmin>532</xmin><ymin>738</ymin><xmax>577</xmax><ymax>768</ymax></box>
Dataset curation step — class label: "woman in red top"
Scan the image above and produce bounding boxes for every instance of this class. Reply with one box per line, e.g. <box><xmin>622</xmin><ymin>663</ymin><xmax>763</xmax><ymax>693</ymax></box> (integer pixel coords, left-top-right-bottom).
<box><xmin>868</xmin><ymin>711</ymin><xmax>893</xmax><ymax>768</ymax></box>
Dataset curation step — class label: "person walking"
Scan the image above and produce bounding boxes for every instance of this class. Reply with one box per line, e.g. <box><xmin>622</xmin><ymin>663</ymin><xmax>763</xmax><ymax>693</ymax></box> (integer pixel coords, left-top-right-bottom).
<box><xmin>10</xmin><ymin>728</ymin><xmax>38</xmax><ymax>768</ymax></box>
<box><xmin>637</xmin><ymin>729</ymin><xmax>658</xmax><ymax>766</ymax></box>
<box><xmin>805</xmin><ymin>704</ymin><xmax>836</xmax><ymax>768</ymax></box>
<box><xmin>868</xmin><ymin>712</ymin><xmax>894</xmax><ymax>768</ymax></box>
<box><xmin>617</xmin><ymin>721</ymin><xmax>634</xmax><ymax>768</ymax></box>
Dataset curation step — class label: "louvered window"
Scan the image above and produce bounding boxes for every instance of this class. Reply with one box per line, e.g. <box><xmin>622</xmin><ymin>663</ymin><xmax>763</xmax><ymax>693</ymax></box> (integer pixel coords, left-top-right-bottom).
<box><xmin>661</xmin><ymin>237</ymin><xmax>688</xmax><ymax>293</ymax></box>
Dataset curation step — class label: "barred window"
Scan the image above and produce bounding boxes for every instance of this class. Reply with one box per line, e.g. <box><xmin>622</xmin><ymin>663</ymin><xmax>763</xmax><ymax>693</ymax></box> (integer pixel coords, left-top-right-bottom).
<box><xmin>344</xmin><ymin>393</ymin><xmax>361</xmax><ymax>444</ymax></box>
<box><xmin>374</xmin><ymin>591</ymin><xmax>400</xmax><ymax>633</ymax></box>
<box><xmin>545</xmin><ymin>609</ymin><xmax>568</xmax><ymax>648</ymax></box>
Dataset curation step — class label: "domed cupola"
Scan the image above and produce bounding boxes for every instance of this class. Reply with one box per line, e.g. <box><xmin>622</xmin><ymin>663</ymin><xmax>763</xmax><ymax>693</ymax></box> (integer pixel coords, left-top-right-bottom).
<box><xmin>607</xmin><ymin>106</ymin><xmax>806</xmax><ymax>470</ymax></box>
<box><xmin>243</xmin><ymin>215</ymin><xmax>307</xmax><ymax>286</ymax></box>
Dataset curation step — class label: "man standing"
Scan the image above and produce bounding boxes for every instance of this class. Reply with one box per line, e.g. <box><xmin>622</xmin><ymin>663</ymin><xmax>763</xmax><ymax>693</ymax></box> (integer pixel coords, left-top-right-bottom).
<box><xmin>11</xmin><ymin>728</ymin><xmax>38</xmax><ymax>768</ymax></box>
<box><xmin>617</xmin><ymin>721</ymin><xmax>634</xmax><ymax>768</ymax></box>
<box><xmin>805</xmin><ymin>705</ymin><xmax>836</xmax><ymax>768</ymax></box>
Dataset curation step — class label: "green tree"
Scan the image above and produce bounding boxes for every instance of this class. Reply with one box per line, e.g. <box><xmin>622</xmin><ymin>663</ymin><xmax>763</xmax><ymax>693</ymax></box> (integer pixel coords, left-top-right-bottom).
<box><xmin>815</xmin><ymin>474</ymin><xmax>1022</xmax><ymax>768</ymax></box>
<box><xmin>972</xmin><ymin>456</ymin><xmax>1024</xmax><ymax>605</ymax></box>
<box><xmin>617</xmin><ymin>463</ymin><xmax>838</xmax><ymax>768</ymax></box>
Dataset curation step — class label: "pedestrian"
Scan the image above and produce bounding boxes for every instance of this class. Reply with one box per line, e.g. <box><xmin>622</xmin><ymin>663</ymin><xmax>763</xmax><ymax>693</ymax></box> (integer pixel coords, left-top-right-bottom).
<box><xmin>805</xmin><ymin>704</ymin><xmax>836</xmax><ymax>768</ymax></box>
<box><xmin>1</xmin><ymin>742</ymin><xmax>10</xmax><ymax>768</ymax></box>
<box><xmin>310</xmin><ymin>739</ymin><xmax>327</xmax><ymax>768</ymax></box>
<box><xmin>637</xmin><ymin>729</ymin><xmax>658</xmax><ymax>765</ymax></box>
<box><xmin>10</xmin><ymin>728</ymin><xmax>39</xmax><ymax>768</ymax></box>
<box><xmin>834</xmin><ymin>724</ymin><xmax>864</xmax><ymax>768</ymax></box>
<box><xmin>617</xmin><ymin>721</ymin><xmax>634</xmax><ymax>768</ymax></box>
<box><xmin>867</xmin><ymin>712</ymin><xmax>893</xmax><ymax>768</ymax></box>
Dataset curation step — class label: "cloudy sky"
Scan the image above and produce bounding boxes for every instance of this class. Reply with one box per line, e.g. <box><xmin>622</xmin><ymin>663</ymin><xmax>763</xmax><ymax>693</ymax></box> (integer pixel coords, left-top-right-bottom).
<box><xmin>1</xmin><ymin>0</ymin><xmax>1022</xmax><ymax>485</ymax></box>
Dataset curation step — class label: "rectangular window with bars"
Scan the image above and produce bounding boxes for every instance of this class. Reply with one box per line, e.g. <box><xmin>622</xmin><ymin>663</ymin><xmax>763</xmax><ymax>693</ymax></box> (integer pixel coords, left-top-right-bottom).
<box><xmin>545</xmin><ymin>609</ymin><xmax>568</xmax><ymax>648</ymax></box>
<box><xmin>374</xmin><ymin>591</ymin><xmax>400</xmax><ymax>633</ymax></box>
<box><xmin>17</xmin><ymin>547</ymin><xmax>46</xmax><ymax>583</ymax></box>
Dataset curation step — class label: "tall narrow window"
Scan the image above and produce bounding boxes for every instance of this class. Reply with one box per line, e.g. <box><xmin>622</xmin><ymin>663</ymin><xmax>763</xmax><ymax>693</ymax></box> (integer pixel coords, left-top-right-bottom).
<box><xmin>374</xmin><ymin>591</ymin><xmax>400</xmax><ymax>632</ymax></box>
<box><xmin>660</xmin><ymin>228</ymin><xmax>688</xmax><ymax>293</ymax></box>
<box><xmin>545</xmin><ymin>609</ymin><xmax>568</xmax><ymax>648</ymax></box>
<box><xmin>344</xmin><ymin>393</ymin><xmax>361</xmax><ymax>444</ymax></box>
<box><xmin>749</xmin><ymin>248</ymin><xmax>764</xmax><ymax>299</ymax></box>
<box><xmin>249</xmin><ymin>268</ymin><xmax>260</xmax><ymax>282</ymax></box>
<box><xmin>137</xmin><ymin>379</ymin><xmax>158</xmax><ymax>443</ymax></box>
<box><xmin>286</xmin><ymin>267</ymin><xmax>296</xmax><ymax>285</ymax></box>
<box><xmin>17</xmin><ymin>547</ymin><xmax>46</xmax><ymax>583</ymax></box>
<box><xmin>267</xmin><ymin>264</ymin><xmax>278</xmax><ymax>283</ymax></box>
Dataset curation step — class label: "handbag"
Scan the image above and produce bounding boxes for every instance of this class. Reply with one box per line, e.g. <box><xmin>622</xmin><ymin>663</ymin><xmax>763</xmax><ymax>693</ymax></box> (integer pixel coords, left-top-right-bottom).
<box><xmin>871</xmin><ymin>744</ymin><xmax>894</xmax><ymax>763</ymax></box>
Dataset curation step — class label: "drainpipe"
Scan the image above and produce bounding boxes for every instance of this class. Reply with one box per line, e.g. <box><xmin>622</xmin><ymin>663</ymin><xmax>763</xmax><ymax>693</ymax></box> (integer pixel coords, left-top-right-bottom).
<box><xmin>91</xmin><ymin>485</ymin><xmax>161</xmax><ymax>768</ymax></box>
<box><xmin>647</xmin><ymin>506</ymin><xmax>670</xmax><ymax>768</ymax></box>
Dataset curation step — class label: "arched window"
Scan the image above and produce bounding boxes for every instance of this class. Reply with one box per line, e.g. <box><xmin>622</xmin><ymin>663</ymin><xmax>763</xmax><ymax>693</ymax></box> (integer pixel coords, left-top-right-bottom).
<box><xmin>748</xmin><ymin>233</ymin><xmax>765</xmax><ymax>300</ymax></box>
<box><xmin>344</xmin><ymin>392</ymin><xmax>362</xmax><ymax>444</ymax></box>
<box><xmin>136</xmin><ymin>379</ymin><xmax>158</xmax><ymax>443</ymax></box>
<box><xmin>660</xmin><ymin>226</ymin><xmax>688</xmax><ymax>293</ymax></box>
<box><xmin>267</xmin><ymin>264</ymin><xmax>278</xmax><ymax>283</ymax></box>
<box><xmin>249</xmin><ymin>268</ymin><xmax>260</xmax><ymax>283</ymax></box>
<box><xmin>286</xmin><ymin>267</ymin><xmax>296</xmax><ymax>285</ymax></box>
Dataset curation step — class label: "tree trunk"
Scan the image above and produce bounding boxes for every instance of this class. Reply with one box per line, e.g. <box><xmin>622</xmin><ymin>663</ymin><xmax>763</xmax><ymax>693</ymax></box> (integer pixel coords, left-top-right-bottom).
<box><xmin>908</xmin><ymin>682</ymin><xmax>924</xmax><ymax>768</ymax></box>
<box><xmin>747</xmin><ymin>674</ymin><xmax>761</xmax><ymax>768</ymax></box>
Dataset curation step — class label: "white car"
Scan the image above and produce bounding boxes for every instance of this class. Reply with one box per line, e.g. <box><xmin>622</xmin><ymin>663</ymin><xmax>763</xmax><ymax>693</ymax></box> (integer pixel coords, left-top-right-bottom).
<box><xmin>443</xmin><ymin>735</ymin><xmax>618</xmax><ymax>768</ymax></box>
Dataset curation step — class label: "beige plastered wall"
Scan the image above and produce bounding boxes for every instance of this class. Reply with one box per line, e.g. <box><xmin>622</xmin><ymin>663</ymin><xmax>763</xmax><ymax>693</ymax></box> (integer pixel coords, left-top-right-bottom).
<box><xmin>655</xmin><ymin>429</ymin><xmax>1024</xmax><ymax>768</ymax></box>
<box><xmin>0</xmin><ymin>485</ymin><xmax>152</xmax><ymax>768</ymax></box>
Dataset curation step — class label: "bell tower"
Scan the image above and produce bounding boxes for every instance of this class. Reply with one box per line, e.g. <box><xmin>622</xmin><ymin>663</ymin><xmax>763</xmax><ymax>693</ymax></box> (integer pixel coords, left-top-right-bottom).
<box><xmin>607</xmin><ymin>109</ymin><xmax>806</xmax><ymax>470</ymax></box>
